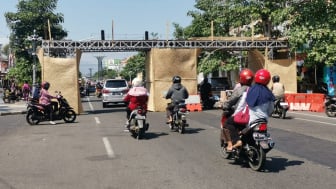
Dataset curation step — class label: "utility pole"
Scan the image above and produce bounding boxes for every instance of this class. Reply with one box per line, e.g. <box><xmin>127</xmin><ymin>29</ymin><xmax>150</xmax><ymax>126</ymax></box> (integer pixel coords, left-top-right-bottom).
<box><xmin>27</xmin><ymin>29</ymin><xmax>42</xmax><ymax>95</ymax></box>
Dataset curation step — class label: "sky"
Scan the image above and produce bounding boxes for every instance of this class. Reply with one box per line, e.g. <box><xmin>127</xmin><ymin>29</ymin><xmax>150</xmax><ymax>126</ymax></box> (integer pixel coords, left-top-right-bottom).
<box><xmin>0</xmin><ymin>0</ymin><xmax>195</xmax><ymax>76</ymax></box>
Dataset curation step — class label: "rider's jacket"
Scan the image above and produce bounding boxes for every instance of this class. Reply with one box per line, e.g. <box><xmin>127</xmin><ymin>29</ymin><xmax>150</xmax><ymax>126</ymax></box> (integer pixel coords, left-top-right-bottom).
<box><xmin>124</xmin><ymin>87</ymin><xmax>148</xmax><ymax>111</ymax></box>
<box><xmin>222</xmin><ymin>85</ymin><xmax>249</xmax><ymax>114</ymax></box>
<box><xmin>165</xmin><ymin>83</ymin><xmax>189</xmax><ymax>104</ymax></box>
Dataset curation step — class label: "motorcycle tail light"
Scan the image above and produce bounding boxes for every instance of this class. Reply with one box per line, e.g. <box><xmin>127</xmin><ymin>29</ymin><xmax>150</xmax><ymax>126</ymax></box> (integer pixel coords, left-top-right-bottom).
<box><xmin>258</xmin><ymin>123</ymin><xmax>268</xmax><ymax>132</ymax></box>
<box><xmin>102</xmin><ymin>89</ymin><xmax>109</xmax><ymax>94</ymax></box>
<box><xmin>137</xmin><ymin>109</ymin><xmax>143</xmax><ymax>114</ymax></box>
<box><xmin>179</xmin><ymin>108</ymin><xmax>187</xmax><ymax>113</ymax></box>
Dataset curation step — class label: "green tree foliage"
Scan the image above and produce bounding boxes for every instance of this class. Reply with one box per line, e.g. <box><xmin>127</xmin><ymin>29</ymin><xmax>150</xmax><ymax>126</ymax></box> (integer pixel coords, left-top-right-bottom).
<box><xmin>120</xmin><ymin>52</ymin><xmax>146</xmax><ymax>81</ymax></box>
<box><xmin>288</xmin><ymin>0</ymin><xmax>336</xmax><ymax>67</ymax></box>
<box><xmin>173</xmin><ymin>0</ymin><xmax>291</xmax><ymax>74</ymax></box>
<box><xmin>4</xmin><ymin>0</ymin><xmax>67</xmax><ymax>84</ymax></box>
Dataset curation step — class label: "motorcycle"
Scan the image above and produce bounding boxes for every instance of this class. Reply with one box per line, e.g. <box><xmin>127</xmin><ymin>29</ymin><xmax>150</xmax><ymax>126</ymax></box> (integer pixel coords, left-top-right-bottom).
<box><xmin>272</xmin><ymin>98</ymin><xmax>289</xmax><ymax>119</ymax></box>
<box><xmin>168</xmin><ymin>103</ymin><xmax>189</xmax><ymax>134</ymax></box>
<box><xmin>128</xmin><ymin>106</ymin><xmax>149</xmax><ymax>140</ymax></box>
<box><xmin>324</xmin><ymin>95</ymin><xmax>336</xmax><ymax>117</ymax></box>
<box><xmin>26</xmin><ymin>91</ymin><xmax>76</xmax><ymax>125</ymax></box>
<box><xmin>220</xmin><ymin>116</ymin><xmax>275</xmax><ymax>171</ymax></box>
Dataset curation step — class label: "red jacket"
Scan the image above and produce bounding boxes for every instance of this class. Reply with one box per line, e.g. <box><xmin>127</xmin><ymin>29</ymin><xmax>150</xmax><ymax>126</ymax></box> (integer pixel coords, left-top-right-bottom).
<box><xmin>124</xmin><ymin>87</ymin><xmax>148</xmax><ymax>110</ymax></box>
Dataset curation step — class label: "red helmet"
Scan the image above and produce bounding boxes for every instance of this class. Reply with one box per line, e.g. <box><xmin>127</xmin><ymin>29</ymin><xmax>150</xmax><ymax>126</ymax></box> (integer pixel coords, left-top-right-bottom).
<box><xmin>239</xmin><ymin>69</ymin><xmax>254</xmax><ymax>85</ymax></box>
<box><xmin>254</xmin><ymin>69</ymin><xmax>271</xmax><ymax>85</ymax></box>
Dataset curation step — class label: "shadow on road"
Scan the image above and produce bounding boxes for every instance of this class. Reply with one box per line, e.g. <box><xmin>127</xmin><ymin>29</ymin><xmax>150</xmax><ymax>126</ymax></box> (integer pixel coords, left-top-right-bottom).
<box><xmin>262</xmin><ymin>156</ymin><xmax>304</xmax><ymax>173</ymax></box>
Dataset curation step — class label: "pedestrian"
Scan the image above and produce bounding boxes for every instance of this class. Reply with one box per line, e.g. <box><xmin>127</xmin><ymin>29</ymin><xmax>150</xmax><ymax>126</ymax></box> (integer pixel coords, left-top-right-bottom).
<box><xmin>22</xmin><ymin>80</ymin><xmax>31</xmax><ymax>101</ymax></box>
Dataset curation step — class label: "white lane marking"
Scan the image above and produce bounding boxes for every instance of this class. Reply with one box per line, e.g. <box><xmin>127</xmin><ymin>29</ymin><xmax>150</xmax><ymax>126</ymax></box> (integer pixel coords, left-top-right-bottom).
<box><xmin>102</xmin><ymin>137</ymin><xmax>115</xmax><ymax>158</ymax></box>
<box><xmin>288</xmin><ymin>111</ymin><xmax>332</xmax><ymax>119</ymax></box>
<box><xmin>95</xmin><ymin>117</ymin><xmax>101</xmax><ymax>124</ymax></box>
<box><xmin>87</xmin><ymin>97</ymin><xmax>94</xmax><ymax>111</ymax></box>
<box><xmin>293</xmin><ymin>117</ymin><xmax>336</xmax><ymax>126</ymax></box>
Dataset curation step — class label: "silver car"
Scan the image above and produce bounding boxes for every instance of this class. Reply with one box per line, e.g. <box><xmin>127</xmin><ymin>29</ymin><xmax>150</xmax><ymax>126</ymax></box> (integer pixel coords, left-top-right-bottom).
<box><xmin>102</xmin><ymin>79</ymin><xmax>129</xmax><ymax>108</ymax></box>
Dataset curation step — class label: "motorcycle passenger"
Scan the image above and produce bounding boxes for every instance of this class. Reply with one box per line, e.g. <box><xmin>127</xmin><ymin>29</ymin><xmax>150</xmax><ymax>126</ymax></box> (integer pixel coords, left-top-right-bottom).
<box><xmin>165</xmin><ymin>75</ymin><xmax>189</xmax><ymax>124</ymax></box>
<box><xmin>32</xmin><ymin>83</ymin><xmax>41</xmax><ymax>103</ymax></box>
<box><xmin>246</xmin><ymin>69</ymin><xmax>275</xmax><ymax>127</ymax></box>
<box><xmin>39</xmin><ymin>81</ymin><xmax>58</xmax><ymax>125</ymax></box>
<box><xmin>123</xmin><ymin>78</ymin><xmax>149</xmax><ymax>129</ymax></box>
<box><xmin>222</xmin><ymin>69</ymin><xmax>254</xmax><ymax>152</ymax></box>
<box><xmin>271</xmin><ymin>75</ymin><xmax>285</xmax><ymax>111</ymax></box>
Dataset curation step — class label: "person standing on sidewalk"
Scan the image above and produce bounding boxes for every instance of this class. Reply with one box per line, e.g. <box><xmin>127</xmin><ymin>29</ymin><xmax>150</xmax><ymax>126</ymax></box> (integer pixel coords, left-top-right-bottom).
<box><xmin>22</xmin><ymin>80</ymin><xmax>31</xmax><ymax>101</ymax></box>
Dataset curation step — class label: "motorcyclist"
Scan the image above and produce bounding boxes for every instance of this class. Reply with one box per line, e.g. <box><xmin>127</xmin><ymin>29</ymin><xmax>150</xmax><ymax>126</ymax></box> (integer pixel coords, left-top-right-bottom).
<box><xmin>95</xmin><ymin>81</ymin><xmax>103</xmax><ymax>97</ymax></box>
<box><xmin>165</xmin><ymin>75</ymin><xmax>189</xmax><ymax>124</ymax></box>
<box><xmin>123</xmin><ymin>78</ymin><xmax>149</xmax><ymax>129</ymax></box>
<box><xmin>39</xmin><ymin>81</ymin><xmax>58</xmax><ymax>125</ymax></box>
<box><xmin>246</xmin><ymin>69</ymin><xmax>275</xmax><ymax>126</ymax></box>
<box><xmin>221</xmin><ymin>69</ymin><xmax>254</xmax><ymax>152</ymax></box>
<box><xmin>270</xmin><ymin>75</ymin><xmax>285</xmax><ymax>111</ymax></box>
<box><xmin>199</xmin><ymin>77</ymin><xmax>213</xmax><ymax>109</ymax></box>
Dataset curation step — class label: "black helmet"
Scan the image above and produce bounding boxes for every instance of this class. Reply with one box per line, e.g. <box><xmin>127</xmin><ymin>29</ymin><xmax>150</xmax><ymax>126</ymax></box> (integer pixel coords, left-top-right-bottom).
<box><xmin>272</xmin><ymin>75</ymin><xmax>280</xmax><ymax>83</ymax></box>
<box><xmin>41</xmin><ymin>81</ymin><xmax>50</xmax><ymax>90</ymax></box>
<box><xmin>172</xmin><ymin>75</ymin><xmax>181</xmax><ymax>83</ymax></box>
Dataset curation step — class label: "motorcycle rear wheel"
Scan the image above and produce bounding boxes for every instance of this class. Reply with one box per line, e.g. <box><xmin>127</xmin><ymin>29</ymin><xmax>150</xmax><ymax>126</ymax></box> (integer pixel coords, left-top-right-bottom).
<box><xmin>247</xmin><ymin>145</ymin><xmax>266</xmax><ymax>171</ymax></box>
<box><xmin>63</xmin><ymin>110</ymin><xmax>76</xmax><ymax>123</ymax></box>
<box><xmin>178</xmin><ymin>122</ymin><xmax>185</xmax><ymax>134</ymax></box>
<box><xmin>280</xmin><ymin>109</ymin><xmax>287</xmax><ymax>119</ymax></box>
<box><xmin>26</xmin><ymin>110</ymin><xmax>40</xmax><ymax>125</ymax></box>
<box><xmin>325</xmin><ymin>105</ymin><xmax>336</xmax><ymax>117</ymax></box>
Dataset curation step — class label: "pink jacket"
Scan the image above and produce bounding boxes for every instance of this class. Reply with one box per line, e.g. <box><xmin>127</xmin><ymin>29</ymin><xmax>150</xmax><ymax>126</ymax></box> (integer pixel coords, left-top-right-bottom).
<box><xmin>39</xmin><ymin>89</ymin><xmax>55</xmax><ymax>105</ymax></box>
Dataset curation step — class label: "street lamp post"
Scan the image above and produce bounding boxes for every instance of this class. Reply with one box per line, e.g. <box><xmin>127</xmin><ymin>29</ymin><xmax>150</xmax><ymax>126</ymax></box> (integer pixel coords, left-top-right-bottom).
<box><xmin>27</xmin><ymin>29</ymin><xmax>42</xmax><ymax>94</ymax></box>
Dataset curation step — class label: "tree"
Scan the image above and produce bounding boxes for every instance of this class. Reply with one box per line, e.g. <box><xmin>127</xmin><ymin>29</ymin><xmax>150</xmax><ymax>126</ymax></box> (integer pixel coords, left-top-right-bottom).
<box><xmin>4</xmin><ymin>0</ymin><xmax>67</xmax><ymax>85</ymax></box>
<box><xmin>120</xmin><ymin>52</ymin><xmax>146</xmax><ymax>81</ymax></box>
<box><xmin>172</xmin><ymin>0</ymin><xmax>292</xmax><ymax>74</ymax></box>
<box><xmin>288</xmin><ymin>0</ymin><xmax>336</xmax><ymax>67</ymax></box>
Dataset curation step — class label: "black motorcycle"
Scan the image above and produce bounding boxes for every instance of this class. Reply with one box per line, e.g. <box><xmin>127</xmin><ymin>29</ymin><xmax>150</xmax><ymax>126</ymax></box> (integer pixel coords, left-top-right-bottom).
<box><xmin>26</xmin><ymin>91</ymin><xmax>76</xmax><ymax>125</ymax></box>
<box><xmin>324</xmin><ymin>95</ymin><xmax>336</xmax><ymax>117</ymax></box>
<box><xmin>272</xmin><ymin>98</ymin><xmax>289</xmax><ymax>119</ymax></box>
<box><xmin>220</xmin><ymin>117</ymin><xmax>275</xmax><ymax>171</ymax></box>
<box><xmin>319</xmin><ymin>84</ymin><xmax>336</xmax><ymax>117</ymax></box>
<box><xmin>128</xmin><ymin>106</ymin><xmax>149</xmax><ymax>140</ymax></box>
<box><xmin>169</xmin><ymin>103</ymin><xmax>189</xmax><ymax>134</ymax></box>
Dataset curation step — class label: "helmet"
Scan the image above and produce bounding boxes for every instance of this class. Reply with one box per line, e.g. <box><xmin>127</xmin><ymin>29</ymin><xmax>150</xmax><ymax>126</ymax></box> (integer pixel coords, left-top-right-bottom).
<box><xmin>272</xmin><ymin>75</ymin><xmax>280</xmax><ymax>83</ymax></box>
<box><xmin>132</xmin><ymin>78</ymin><xmax>142</xmax><ymax>87</ymax></box>
<box><xmin>239</xmin><ymin>69</ymin><xmax>254</xmax><ymax>85</ymax></box>
<box><xmin>254</xmin><ymin>69</ymin><xmax>271</xmax><ymax>85</ymax></box>
<box><xmin>172</xmin><ymin>75</ymin><xmax>181</xmax><ymax>83</ymax></box>
<box><xmin>41</xmin><ymin>81</ymin><xmax>50</xmax><ymax>90</ymax></box>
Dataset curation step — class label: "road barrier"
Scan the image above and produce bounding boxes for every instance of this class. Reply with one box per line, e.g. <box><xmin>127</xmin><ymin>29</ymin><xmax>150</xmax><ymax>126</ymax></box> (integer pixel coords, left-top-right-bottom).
<box><xmin>285</xmin><ymin>93</ymin><xmax>325</xmax><ymax>112</ymax></box>
<box><xmin>185</xmin><ymin>95</ymin><xmax>202</xmax><ymax>112</ymax></box>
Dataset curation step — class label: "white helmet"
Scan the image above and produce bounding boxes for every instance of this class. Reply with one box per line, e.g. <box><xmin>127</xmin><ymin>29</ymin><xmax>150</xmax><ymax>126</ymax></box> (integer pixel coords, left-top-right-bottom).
<box><xmin>132</xmin><ymin>78</ymin><xmax>142</xmax><ymax>87</ymax></box>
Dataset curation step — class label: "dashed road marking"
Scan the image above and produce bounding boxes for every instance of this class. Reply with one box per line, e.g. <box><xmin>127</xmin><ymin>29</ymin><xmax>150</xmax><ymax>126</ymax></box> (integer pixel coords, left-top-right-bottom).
<box><xmin>102</xmin><ymin>137</ymin><xmax>115</xmax><ymax>158</ymax></box>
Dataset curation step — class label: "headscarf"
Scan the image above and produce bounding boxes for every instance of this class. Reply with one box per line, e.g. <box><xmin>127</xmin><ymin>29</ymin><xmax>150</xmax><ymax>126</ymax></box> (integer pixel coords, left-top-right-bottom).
<box><xmin>246</xmin><ymin>83</ymin><xmax>275</xmax><ymax>107</ymax></box>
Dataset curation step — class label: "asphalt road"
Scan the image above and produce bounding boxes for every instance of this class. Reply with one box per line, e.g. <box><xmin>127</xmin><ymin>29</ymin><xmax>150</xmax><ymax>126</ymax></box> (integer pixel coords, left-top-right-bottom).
<box><xmin>0</xmin><ymin>96</ymin><xmax>335</xmax><ymax>189</ymax></box>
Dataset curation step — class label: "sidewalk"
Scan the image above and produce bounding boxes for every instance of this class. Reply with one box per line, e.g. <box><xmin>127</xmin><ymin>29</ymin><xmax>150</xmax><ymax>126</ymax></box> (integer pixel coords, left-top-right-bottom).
<box><xmin>0</xmin><ymin>100</ymin><xmax>27</xmax><ymax>116</ymax></box>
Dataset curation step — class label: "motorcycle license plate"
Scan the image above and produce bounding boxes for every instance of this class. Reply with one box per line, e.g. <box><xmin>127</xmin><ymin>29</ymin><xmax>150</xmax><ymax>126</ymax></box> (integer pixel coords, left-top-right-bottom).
<box><xmin>253</xmin><ymin>133</ymin><xmax>268</xmax><ymax>140</ymax></box>
<box><xmin>135</xmin><ymin>115</ymin><xmax>146</xmax><ymax>120</ymax></box>
<box><xmin>280</xmin><ymin>102</ymin><xmax>288</xmax><ymax>106</ymax></box>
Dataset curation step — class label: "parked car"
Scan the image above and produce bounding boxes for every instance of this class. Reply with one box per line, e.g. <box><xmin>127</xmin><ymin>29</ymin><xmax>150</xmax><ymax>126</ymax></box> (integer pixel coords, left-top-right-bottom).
<box><xmin>102</xmin><ymin>79</ymin><xmax>129</xmax><ymax>108</ymax></box>
<box><xmin>209</xmin><ymin>77</ymin><xmax>231</xmax><ymax>100</ymax></box>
